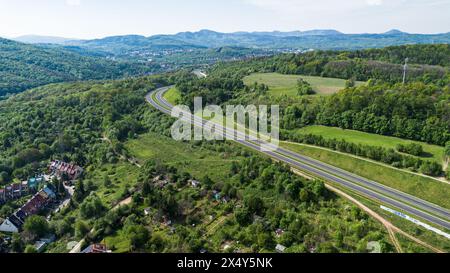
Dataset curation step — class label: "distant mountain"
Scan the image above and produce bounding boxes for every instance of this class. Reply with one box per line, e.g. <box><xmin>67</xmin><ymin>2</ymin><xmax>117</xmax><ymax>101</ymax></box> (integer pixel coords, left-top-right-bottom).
<box><xmin>300</xmin><ymin>29</ymin><xmax>344</xmax><ymax>36</ymax></box>
<box><xmin>0</xmin><ymin>38</ymin><xmax>158</xmax><ymax>97</ymax></box>
<box><xmin>67</xmin><ymin>34</ymin><xmax>206</xmax><ymax>55</ymax></box>
<box><xmin>65</xmin><ymin>29</ymin><xmax>450</xmax><ymax>56</ymax></box>
<box><xmin>13</xmin><ymin>35</ymin><xmax>75</xmax><ymax>44</ymax></box>
<box><xmin>384</xmin><ymin>29</ymin><xmax>408</xmax><ymax>35</ymax></box>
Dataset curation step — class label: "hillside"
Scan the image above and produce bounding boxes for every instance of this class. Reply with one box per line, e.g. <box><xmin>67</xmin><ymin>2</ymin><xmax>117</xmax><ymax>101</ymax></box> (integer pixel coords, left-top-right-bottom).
<box><xmin>67</xmin><ymin>35</ymin><xmax>206</xmax><ymax>56</ymax></box>
<box><xmin>0</xmin><ymin>38</ymin><xmax>159</xmax><ymax>97</ymax></box>
<box><xmin>67</xmin><ymin>29</ymin><xmax>450</xmax><ymax>54</ymax></box>
<box><xmin>13</xmin><ymin>35</ymin><xmax>74</xmax><ymax>45</ymax></box>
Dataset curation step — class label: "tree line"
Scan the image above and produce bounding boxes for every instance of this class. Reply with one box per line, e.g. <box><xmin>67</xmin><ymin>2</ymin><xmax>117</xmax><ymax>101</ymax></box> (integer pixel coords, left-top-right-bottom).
<box><xmin>282</xmin><ymin>132</ymin><xmax>444</xmax><ymax>177</ymax></box>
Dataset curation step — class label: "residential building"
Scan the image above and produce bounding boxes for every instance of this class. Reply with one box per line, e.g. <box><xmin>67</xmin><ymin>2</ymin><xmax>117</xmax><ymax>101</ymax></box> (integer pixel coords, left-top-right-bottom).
<box><xmin>0</xmin><ymin>186</ymin><xmax>56</xmax><ymax>233</ymax></box>
<box><xmin>49</xmin><ymin>160</ymin><xmax>83</xmax><ymax>180</ymax></box>
<box><xmin>0</xmin><ymin>189</ymin><xmax>5</xmax><ymax>203</ymax></box>
<box><xmin>28</xmin><ymin>176</ymin><xmax>45</xmax><ymax>190</ymax></box>
<box><xmin>276</xmin><ymin>244</ymin><xmax>287</xmax><ymax>253</ymax></box>
<box><xmin>81</xmin><ymin>244</ymin><xmax>110</xmax><ymax>254</ymax></box>
<box><xmin>0</xmin><ymin>218</ymin><xmax>20</xmax><ymax>233</ymax></box>
<box><xmin>11</xmin><ymin>183</ymin><xmax>22</xmax><ymax>198</ymax></box>
<box><xmin>0</xmin><ymin>175</ymin><xmax>47</xmax><ymax>203</ymax></box>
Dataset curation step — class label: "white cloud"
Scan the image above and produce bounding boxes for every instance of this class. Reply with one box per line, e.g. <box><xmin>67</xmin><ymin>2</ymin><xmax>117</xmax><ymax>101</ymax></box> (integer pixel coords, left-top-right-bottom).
<box><xmin>66</xmin><ymin>0</ymin><xmax>81</xmax><ymax>6</ymax></box>
<box><xmin>366</xmin><ymin>0</ymin><xmax>383</xmax><ymax>6</ymax></box>
<box><xmin>244</xmin><ymin>0</ymin><xmax>370</xmax><ymax>14</ymax></box>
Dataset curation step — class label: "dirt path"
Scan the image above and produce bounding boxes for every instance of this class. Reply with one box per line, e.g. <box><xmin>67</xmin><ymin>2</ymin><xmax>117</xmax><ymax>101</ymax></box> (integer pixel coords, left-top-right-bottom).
<box><xmin>293</xmin><ymin>168</ymin><xmax>443</xmax><ymax>253</ymax></box>
<box><xmin>324</xmin><ymin>183</ymin><xmax>445</xmax><ymax>253</ymax></box>
<box><xmin>101</xmin><ymin>136</ymin><xmax>142</xmax><ymax>168</ymax></box>
<box><xmin>113</xmin><ymin>197</ymin><xmax>132</xmax><ymax>210</ymax></box>
<box><xmin>69</xmin><ymin>196</ymin><xmax>133</xmax><ymax>253</ymax></box>
<box><xmin>204</xmin><ymin>215</ymin><xmax>230</xmax><ymax>238</ymax></box>
<box><xmin>387</xmin><ymin>227</ymin><xmax>403</xmax><ymax>253</ymax></box>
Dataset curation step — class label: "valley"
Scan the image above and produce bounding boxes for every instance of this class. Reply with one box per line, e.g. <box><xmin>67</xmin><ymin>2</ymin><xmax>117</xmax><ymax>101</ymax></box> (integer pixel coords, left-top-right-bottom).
<box><xmin>0</xmin><ymin>27</ymin><xmax>449</xmax><ymax>256</ymax></box>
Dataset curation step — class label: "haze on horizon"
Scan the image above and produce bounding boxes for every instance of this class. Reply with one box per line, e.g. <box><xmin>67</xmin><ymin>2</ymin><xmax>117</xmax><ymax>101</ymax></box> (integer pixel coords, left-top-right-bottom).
<box><xmin>0</xmin><ymin>0</ymin><xmax>449</xmax><ymax>40</ymax></box>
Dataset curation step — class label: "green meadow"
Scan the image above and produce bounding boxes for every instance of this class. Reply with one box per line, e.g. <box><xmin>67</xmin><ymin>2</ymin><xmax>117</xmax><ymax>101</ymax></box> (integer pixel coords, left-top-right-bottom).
<box><xmin>125</xmin><ymin>132</ymin><xmax>241</xmax><ymax>182</ymax></box>
<box><xmin>243</xmin><ymin>72</ymin><xmax>365</xmax><ymax>96</ymax></box>
<box><xmin>163</xmin><ymin>87</ymin><xmax>182</xmax><ymax>105</ymax></box>
<box><xmin>295</xmin><ymin>125</ymin><xmax>445</xmax><ymax>164</ymax></box>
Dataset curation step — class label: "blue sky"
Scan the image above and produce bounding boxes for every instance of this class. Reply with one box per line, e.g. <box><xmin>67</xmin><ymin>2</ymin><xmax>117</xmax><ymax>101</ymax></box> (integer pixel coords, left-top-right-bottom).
<box><xmin>0</xmin><ymin>0</ymin><xmax>449</xmax><ymax>39</ymax></box>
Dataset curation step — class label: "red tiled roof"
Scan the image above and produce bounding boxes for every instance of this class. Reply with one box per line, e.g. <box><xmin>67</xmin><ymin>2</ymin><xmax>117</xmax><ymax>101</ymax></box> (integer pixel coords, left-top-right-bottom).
<box><xmin>22</xmin><ymin>194</ymin><xmax>48</xmax><ymax>215</ymax></box>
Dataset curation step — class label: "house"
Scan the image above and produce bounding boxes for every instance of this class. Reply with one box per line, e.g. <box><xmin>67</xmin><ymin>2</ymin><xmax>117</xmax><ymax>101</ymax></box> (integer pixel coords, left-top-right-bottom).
<box><xmin>21</xmin><ymin>181</ymin><xmax>29</xmax><ymax>193</ymax></box>
<box><xmin>0</xmin><ymin>186</ymin><xmax>57</xmax><ymax>233</ymax></box>
<box><xmin>12</xmin><ymin>183</ymin><xmax>22</xmax><ymax>198</ymax></box>
<box><xmin>49</xmin><ymin>160</ymin><xmax>83</xmax><ymax>181</ymax></box>
<box><xmin>5</xmin><ymin>186</ymin><xmax>13</xmax><ymax>199</ymax></box>
<box><xmin>162</xmin><ymin>216</ymin><xmax>172</xmax><ymax>226</ymax></box>
<box><xmin>0</xmin><ymin>218</ymin><xmax>20</xmax><ymax>233</ymax></box>
<box><xmin>15</xmin><ymin>210</ymin><xmax>27</xmax><ymax>223</ymax></box>
<box><xmin>41</xmin><ymin>186</ymin><xmax>56</xmax><ymax>199</ymax></box>
<box><xmin>212</xmin><ymin>191</ymin><xmax>221</xmax><ymax>201</ymax></box>
<box><xmin>34</xmin><ymin>241</ymin><xmax>48</xmax><ymax>253</ymax></box>
<box><xmin>276</xmin><ymin>244</ymin><xmax>287</xmax><ymax>253</ymax></box>
<box><xmin>34</xmin><ymin>235</ymin><xmax>56</xmax><ymax>253</ymax></box>
<box><xmin>190</xmin><ymin>180</ymin><xmax>201</xmax><ymax>188</ymax></box>
<box><xmin>275</xmin><ymin>228</ymin><xmax>284</xmax><ymax>237</ymax></box>
<box><xmin>27</xmin><ymin>176</ymin><xmax>45</xmax><ymax>190</ymax></box>
<box><xmin>81</xmin><ymin>244</ymin><xmax>110</xmax><ymax>254</ymax></box>
<box><xmin>144</xmin><ymin>208</ymin><xmax>151</xmax><ymax>216</ymax></box>
<box><xmin>0</xmin><ymin>189</ymin><xmax>5</xmax><ymax>203</ymax></box>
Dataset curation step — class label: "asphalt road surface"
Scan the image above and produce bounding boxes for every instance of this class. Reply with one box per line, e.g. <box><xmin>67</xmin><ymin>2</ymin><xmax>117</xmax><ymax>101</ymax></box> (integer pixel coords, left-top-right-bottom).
<box><xmin>146</xmin><ymin>86</ymin><xmax>450</xmax><ymax>231</ymax></box>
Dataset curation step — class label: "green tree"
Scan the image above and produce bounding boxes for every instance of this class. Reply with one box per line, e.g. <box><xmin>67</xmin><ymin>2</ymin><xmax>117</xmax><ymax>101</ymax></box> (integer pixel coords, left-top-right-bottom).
<box><xmin>297</xmin><ymin>79</ymin><xmax>315</xmax><ymax>96</ymax></box>
<box><xmin>235</xmin><ymin>207</ymin><xmax>252</xmax><ymax>226</ymax></box>
<box><xmin>11</xmin><ymin>233</ymin><xmax>24</xmax><ymax>253</ymax></box>
<box><xmin>345</xmin><ymin>78</ymin><xmax>356</xmax><ymax>88</ymax></box>
<box><xmin>445</xmin><ymin>141</ymin><xmax>450</xmax><ymax>160</ymax></box>
<box><xmin>299</xmin><ymin>189</ymin><xmax>310</xmax><ymax>203</ymax></box>
<box><xmin>419</xmin><ymin>161</ymin><xmax>443</xmax><ymax>176</ymax></box>
<box><xmin>245</xmin><ymin>195</ymin><xmax>265</xmax><ymax>216</ymax></box>
<box><xmin>80</xmin><ymin>194</ymin><xmax>106</xmax><ymax>219</ymax></box>
<box><xmin>25</xmin><ymin>245</ymin><xmax>38</xmax><ymax>253</ymax></box>
<box><xmin>75</xmin><ymin>220</ymin><xmax>91</xmax><ymax>240</ymax></box>
<box><xmin>24</xmin><ymin>215</ymin><xmax>49</xmax><ymax>238</ymax></box>
<box><xmin>125</xmin><ymin>225</ymin><xmax>150</xmax><ymax>250</ymax></box>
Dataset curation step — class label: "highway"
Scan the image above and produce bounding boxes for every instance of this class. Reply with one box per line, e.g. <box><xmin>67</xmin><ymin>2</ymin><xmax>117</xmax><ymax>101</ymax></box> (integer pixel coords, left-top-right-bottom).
<box><xmin>146</xmin><ymin>86</ymin><xmax>450</xmax><ymax>231</ymax></box>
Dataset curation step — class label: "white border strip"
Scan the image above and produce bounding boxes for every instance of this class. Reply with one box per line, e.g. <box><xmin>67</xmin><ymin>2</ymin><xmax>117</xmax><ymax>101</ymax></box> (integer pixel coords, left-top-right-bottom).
<box><xmin>381</xmin><ymin>206</ymin><xmax>450</xmax><ymax>240</ymax></box>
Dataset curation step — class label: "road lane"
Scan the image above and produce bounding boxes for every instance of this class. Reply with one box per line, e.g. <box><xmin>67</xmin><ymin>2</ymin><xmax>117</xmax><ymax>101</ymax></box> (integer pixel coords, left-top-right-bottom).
<box><xmin>146</xmin><ymin>87</ymin><xmax>450</xmax><ymax>231</ymax></box>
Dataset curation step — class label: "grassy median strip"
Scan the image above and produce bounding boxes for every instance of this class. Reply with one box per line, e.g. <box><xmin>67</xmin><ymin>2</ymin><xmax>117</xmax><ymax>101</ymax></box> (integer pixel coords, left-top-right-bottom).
<box><xmin>281</xmin><ymin>142</ymin><xmax>450</xmax><ymax>210</ymax></box>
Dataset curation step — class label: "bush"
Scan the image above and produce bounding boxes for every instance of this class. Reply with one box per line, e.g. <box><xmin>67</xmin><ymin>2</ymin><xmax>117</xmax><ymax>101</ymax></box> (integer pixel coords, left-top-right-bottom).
<box><xmin>24</xmin><ymin>215</ymin><xmax>50</xmax><ymax>238</ymax></box>
<box><xmin>24</xmin><ymin>245</ymin><xmax>38</xmax><ymax>253</ymax></box>
<box><xmin>80</xmin><ymin>194</ymin><xmax>106</xmax><ymax>219</ymax></box>
<box><xmin>297</xmin><ymin>79</ymin><xmax>315</xmax><ymax>96</ymax></box>
<box><xmin>75</xmin><ymin>220</ymin><xmax>91</xmax><ymax>240</ymax></box>
<box><xmin>419</xmin><ymin>161</ymin><xmax>443</xmax><ymax>176</ymax></box>
<box><xmin>396</xmin><ymin>143</ymin><xmax>424</xmax><ymax>156</ymax></box>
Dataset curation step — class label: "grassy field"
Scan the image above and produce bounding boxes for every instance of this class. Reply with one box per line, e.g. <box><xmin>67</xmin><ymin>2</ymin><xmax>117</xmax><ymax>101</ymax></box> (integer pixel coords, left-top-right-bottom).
<box><xmin>243</xmin><ymin>72</ymin><xmax>365</xmax><ymax>96</ymax></box>
<box><xmin>125</xmin><ymin>132</ymin><xmax>240</xmax><ymax>182</ymax></box>
<box><xmin>84</xmin><ymin>162</ymin><xmax>141</xmax><ymax>207</ymax></box>
<box><xmin>163</xmin><ymin>87</ymin><xmax>181</xmax><ymax>105</ymax></box>
<box><xmin>295</xmin><ymin>126</ymin><xmax>445</xmax><ymax>164</ymax></box>
<box><xmin>281</xmin><ymin>142</ymin><xmax>450</xmax><ymax>210</ymax></box>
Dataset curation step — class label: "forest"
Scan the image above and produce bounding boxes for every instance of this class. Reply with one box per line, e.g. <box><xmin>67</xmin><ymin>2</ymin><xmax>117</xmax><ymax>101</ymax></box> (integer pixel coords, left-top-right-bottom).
<box><xmin>0</xmin><ymin>43</ymin><xmax>449</xmax><ymax>253</ymax></box>
<box><xmin>0</xmin><ymin>38</ymin><xmax>160</xmax><ymax>97</ymax></box>
<box><xmin>0</xmin><ymin>74</ymin><xmax>400</xmax><ymax>253</ymax></box>
<box><xmin>170</xmin><ymin>44</ymin><xmax>449</xmax><ymax>179</ymax></box>
<box><xmin>0</xmin><ymin>75</ymin><xmax>171</xmax><ymax>185</ymax></box>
